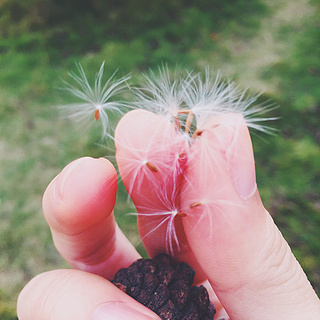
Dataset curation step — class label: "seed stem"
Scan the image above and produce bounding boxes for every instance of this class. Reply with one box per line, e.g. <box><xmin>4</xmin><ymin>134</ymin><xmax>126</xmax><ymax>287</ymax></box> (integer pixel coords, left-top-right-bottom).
<box><xmin>175</xmin><ymin>109</ymin><xmax>195</xmax><ymax>134</ymax></box>
<box><xmin>177</xmin><ymin>109</ymin><xmax>192</xmax><ymax>115</ymax></box>
<box><xmin>174</xmin><ymin>116</ymin><xmax>181</xmax><ymax>131</ymax></box>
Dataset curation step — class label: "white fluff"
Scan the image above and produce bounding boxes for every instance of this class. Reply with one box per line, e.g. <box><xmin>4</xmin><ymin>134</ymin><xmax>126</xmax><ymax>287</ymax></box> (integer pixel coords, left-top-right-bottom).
<box><xmin>58</xmin><ymin>62</ymin><xmax>130</xmax><ymax>138</ymax></box>
<box><xmin>59</xmin><ymin>63</ymin><xmax>276</xmax><ymax>139</ymax></box>
<box><xmin>133</xmin><ymin>66</ymin><xmax>184</xmax><ymax>118</ymax></box>
<box><xmin>134</xmin><ymin>66</ymin><xmax>277</xmax><ymax>135</ymax></box>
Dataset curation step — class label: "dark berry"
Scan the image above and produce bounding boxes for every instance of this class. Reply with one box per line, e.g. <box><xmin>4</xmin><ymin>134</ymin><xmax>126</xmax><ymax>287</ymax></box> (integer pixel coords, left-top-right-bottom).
<box><xmin>111</xmin><ymin>254</ymin><xmax>216</xmax><ymax>320</ymax></box>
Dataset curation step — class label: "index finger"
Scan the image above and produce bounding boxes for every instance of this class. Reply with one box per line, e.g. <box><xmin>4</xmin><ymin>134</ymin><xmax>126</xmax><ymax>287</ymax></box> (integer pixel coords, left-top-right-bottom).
<box><xmin>43</xmin><ymin>157</ymin><xmax>140</xmax><ymax>279</ymax></box>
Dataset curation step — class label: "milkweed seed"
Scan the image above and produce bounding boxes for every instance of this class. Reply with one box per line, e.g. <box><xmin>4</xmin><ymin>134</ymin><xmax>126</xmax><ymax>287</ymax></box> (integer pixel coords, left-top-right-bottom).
<box><xmin>94</xmin><ymin>109</ymin><xmax>100</xmax><ymax>120</ymax></box>
<box><xmin>177</xmin><ymin>212</ymin><xmax>187</xmax><ymax>217</ymax></box>
<box><xmin>146</xmin><ymin>162</ymin><xmax>159</xmax><ymax>172</ymax></box>
<box><xmin>189</xmin><ymin>202</ymin><xmax>202</xmax><ymax>208</ymax></box>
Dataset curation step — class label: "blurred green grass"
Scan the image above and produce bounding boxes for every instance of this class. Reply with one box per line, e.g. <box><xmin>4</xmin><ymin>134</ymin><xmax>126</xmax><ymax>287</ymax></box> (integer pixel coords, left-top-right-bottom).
<box><xmin>0</xmin><ymin>0</ymin><xmax>319</xmax><ymax>318</ymax></box>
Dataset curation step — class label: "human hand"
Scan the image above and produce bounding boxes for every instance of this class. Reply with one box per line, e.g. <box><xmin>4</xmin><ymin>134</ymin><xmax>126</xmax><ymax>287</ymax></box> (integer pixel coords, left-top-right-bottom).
<box><xmin>17</xmin><ymin>157</ymin><xmax>159</xmax><ymax>320</ymax></box>
<box><xmin>17</xmin><ymin>116</ymin><xmax>320</xmax><ymax>319</ymax></box>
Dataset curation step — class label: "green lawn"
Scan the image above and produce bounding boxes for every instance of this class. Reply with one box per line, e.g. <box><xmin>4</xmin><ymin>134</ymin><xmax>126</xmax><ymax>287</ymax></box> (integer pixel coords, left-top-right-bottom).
<box><xmin>0</xmin><ymin>0</ymin><xmax>319</xmax><ymax>318</ymax></box>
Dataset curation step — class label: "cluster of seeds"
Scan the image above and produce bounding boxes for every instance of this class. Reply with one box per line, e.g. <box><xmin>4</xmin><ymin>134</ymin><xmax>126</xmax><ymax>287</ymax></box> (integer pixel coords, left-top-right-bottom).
<box><xmin>112</xmin><ymin>254</ymin><xmax>216</xmax><ymax>320</ymax></box>
<box><xmin>60</xmin><ymin>63</ymin><xmax>276</xmax><ymax>140</ymax></box>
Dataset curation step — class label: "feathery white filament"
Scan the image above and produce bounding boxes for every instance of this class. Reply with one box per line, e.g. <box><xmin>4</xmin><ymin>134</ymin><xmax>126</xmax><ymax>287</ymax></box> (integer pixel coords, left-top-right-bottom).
<box><xmin>59</xmin><ymin>62</ymin><xmax>130</xmax><ymax>138</ymax></box>
<box><xmin>129</xmin><ymin>208</ymin><xmax>183</xmax><ymax>255</ymax></box>
<box><xmin>133</xmin><ymin>66</ymin><xmax>277</xmax><ymax>135</ymax></box>
<box><xmin>133</xmin><ymin>66</ymin><xmax>184</xmax><ymax>118</ymax></box>
<box><xmin>183</xmin><ymin>69</ymin><xmax>278</xmax><ymax>133</ymax></box>
<box><xmin>59</xmin><ymin>64</ymin><xmax>276</xmax><ymax>138</ymax></box>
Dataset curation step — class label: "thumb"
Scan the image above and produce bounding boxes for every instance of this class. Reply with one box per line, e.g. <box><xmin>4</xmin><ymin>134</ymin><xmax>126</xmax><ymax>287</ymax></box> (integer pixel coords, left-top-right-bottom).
<box><xmin>17</xmin><ymin>269</ymin><xmax>159</xmax><ymax>320</ymax></box>
<box><xmin>182</xmin><ymin>114</ymin><xmax>320</xmax><ymax>319</ymax></box>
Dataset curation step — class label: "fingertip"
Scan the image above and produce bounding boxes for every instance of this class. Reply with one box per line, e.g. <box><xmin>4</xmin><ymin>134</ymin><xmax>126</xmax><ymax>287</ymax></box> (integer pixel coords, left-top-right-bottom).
<box><xmin>43</xmin><ymin>157</ymin><xmax>118</xmax><ymax>234</ymax></box>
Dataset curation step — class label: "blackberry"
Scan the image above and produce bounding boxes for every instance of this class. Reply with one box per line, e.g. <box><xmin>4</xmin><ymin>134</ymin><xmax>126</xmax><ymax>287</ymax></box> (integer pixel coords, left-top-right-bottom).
<box><xmin>112</xmin><ymin>254</ymin><xmax>216</xmax><ymax>320</ymax></box>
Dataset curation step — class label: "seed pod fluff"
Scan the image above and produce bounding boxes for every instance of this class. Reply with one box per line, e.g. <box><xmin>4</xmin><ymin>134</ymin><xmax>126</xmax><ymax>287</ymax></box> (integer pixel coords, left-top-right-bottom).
<box><xmin>59</xmin><ymin>62</ymin><xmax>131</xmax><ymax>138</ymax></box>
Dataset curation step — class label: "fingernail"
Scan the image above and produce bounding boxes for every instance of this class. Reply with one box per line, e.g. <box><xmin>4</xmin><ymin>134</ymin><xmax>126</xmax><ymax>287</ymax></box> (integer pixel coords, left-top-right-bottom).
<box><xmin>226</xmin><ymin>116</ymin><xmax>257</xmax><ymax>200</ymax></box>
<box><xmin>93</xmin><ymin>302</ymin><xmax>158</xmax><ymax>320</ymax></box>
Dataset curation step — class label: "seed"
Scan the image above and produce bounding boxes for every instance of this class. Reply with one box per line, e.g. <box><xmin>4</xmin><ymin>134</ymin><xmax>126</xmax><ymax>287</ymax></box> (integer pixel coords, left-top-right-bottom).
<box><xmin>146</xmin><ymin>162</ymin><xmax>159</xmax><ymax>172</ymax></box>
<box><xmin>189</xmin><ymin>202</ymin><xmax>202</xmax><ymax>208</ymax></box>
<box><xmin>177</xmin><ymin>212</ymin><xmax>187</xmax><ymax>217</ymax></box>
<box><xmin>191</xmin><ymin>129</ymin><xmax>203</xmax><ymax>139</ymax></box>
<box><xmin>177</xmin><ymin>109</ymin><xmax>192</xmax><ymax>115</ymax></box>
<box><xmin>185</xmin><ymin>111</ymin><xmax>194</xmax><ymax>133</ymax></box>
<box><xmin>94</xmin><ymin>109</ymin><xmax>100</xmax><ymax>120</ymax></box>
<box><xmin>174</xmin><ymin>116</ymin><xmax>181</xmax><ymax>131</ymax></box>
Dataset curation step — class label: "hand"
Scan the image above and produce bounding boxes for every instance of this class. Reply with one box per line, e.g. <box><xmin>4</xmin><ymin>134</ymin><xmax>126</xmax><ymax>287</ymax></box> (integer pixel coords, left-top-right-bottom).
<box><xmin>17</xmin><ymin>155</ymin><xmax>320</xmax><ymax>319</ymax></box>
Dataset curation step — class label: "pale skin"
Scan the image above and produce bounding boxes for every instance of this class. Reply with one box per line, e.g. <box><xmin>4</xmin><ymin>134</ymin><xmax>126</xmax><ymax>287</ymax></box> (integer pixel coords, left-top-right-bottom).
<box><xmin>17</xmin><ymin>156</ymin><xmax>320</xmax><ymax>319</ymax></box>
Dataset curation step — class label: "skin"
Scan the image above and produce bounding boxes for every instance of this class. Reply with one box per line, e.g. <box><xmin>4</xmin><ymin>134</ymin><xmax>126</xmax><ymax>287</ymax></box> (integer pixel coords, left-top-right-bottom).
<box><xmin>17</xmin><ymin>124</ymin><xmax>320</xmax><ymax>319</ymax></box>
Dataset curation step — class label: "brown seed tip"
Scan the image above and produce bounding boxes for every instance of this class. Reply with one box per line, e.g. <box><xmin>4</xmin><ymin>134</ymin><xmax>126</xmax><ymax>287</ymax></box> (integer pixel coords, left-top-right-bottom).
<box><xmin>191</xmin><ymin>129</ymin><xmax>203</xmax><ymax>139</ymax></box>
<box><xmin>146</xmin><ymin>162</ymin><xmax>159</xmax><ymax>172</ymax></box>
<box><xmin>189</xmin><ymin>202</ymin><xmax>202</xmax><ymax>209</ymax></box>
<box><xmin>94</xmin><ymin>109</ymin><xmax>100</xmax><ymax>120</ymax></box>
<box><xmin>177</xmin><ymin>212</ymin><xmax>187</xmax><ymax>217</ymax></box>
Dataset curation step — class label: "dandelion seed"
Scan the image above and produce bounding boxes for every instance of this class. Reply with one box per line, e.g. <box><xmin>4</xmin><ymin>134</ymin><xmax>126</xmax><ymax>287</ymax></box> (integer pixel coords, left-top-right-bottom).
<box><xmin>132</xmin><ymin>66</ymin><xmax>277</xmax><ymax>140</ymax></box>
<box><xmin>189</xmin><ymin>202</ymin><xmax>202</xmax><ymax>209</ymax></box>
<box><xmin>59</xmin><ymin>61</ymin><xmax>131</xmax><ymax>138</ymax></box>
<box><xmin>182</xmin><ymin>67</ymin><xmax>278</xmax><ymax>133</ymax></box>
<box><xmin>94</xmin><ymin>109</ymin><xmax>100</xmax><ymax>121</ymax></box>
<box><xmin>133</xmin><ymin>66</ymin><xmax>184</xmax><ymax>119</ymax></box>
<box><xmin>146</xmin><ymin>162</ymin><xmax>159</xmax><ymax>173</ymax></box>
<box><xmin>177</xmin><ymin>212</ymin><xmax>187</xmax><ymax>217</ymax></box>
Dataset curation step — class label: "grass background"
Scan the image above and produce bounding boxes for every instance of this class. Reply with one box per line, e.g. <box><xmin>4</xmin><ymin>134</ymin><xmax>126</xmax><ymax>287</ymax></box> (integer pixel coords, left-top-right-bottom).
<box><xmin>0</xmin><ymin>0</ymin><xmax>319</xmax><ymax>318</ymax></box>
